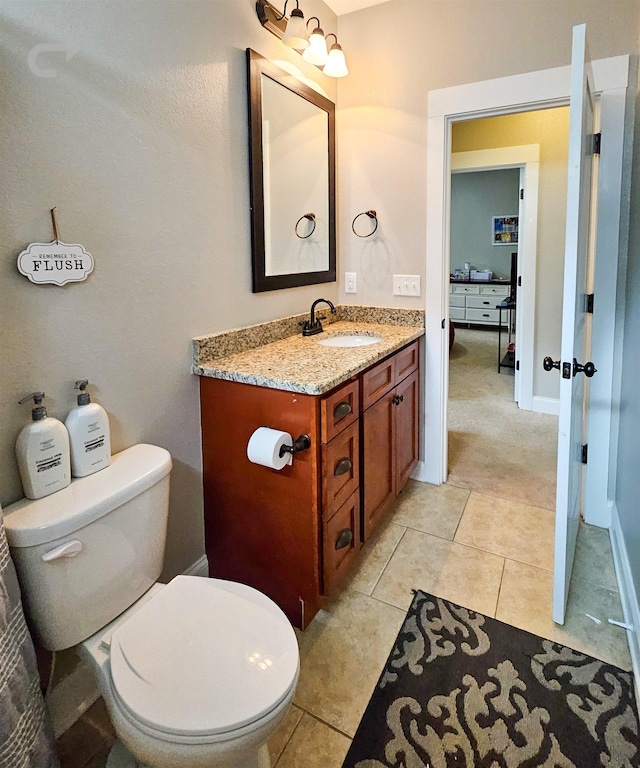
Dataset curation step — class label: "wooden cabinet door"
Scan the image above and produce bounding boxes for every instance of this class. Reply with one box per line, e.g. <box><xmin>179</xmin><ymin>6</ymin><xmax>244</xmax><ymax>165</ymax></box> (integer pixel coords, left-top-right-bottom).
<box><xmin>362</xmin><ymin>390</ymin><xmax>394</xmax><ymax>540</ymax></box>
<box><xmin>361</xmin><ymin>355</ymin><xmax>395</xmax><ymax>411</ymax></box>
<box><xmin>394</xmin><ymin>369</ymin><xmax>419</xmax><ymax>491</ymax></box>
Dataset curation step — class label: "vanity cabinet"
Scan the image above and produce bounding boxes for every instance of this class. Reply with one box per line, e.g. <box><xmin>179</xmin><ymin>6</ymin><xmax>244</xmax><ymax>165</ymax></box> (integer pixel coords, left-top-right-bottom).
<box><xmin>199</xmin><ymin>340</ymin><xmax>419</xmax><ymax>629</ymax></box>
<box><xmin>361</xmin><ymin>344</ymin><xmax>419</xmax><ymax>540</ymax></box>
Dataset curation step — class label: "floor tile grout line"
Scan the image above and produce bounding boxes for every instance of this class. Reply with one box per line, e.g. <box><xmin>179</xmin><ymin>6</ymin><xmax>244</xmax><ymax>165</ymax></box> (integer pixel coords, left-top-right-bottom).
<box><xmin>271</xmin><ymin>708</ymin><xmax>305</xmax><ymax>767</ymax></box>
<box><xmin>447</xmin><ymin>535</ymin><xmax>554</xmax><ymax>572</ymax></box>
<box><xmin>494</xmin><ymin>557</ymin><xmax>507</xmax><ymax>619</ymax></box>
<box><xmin>446</xmin><ymin>481</ymin><xmax>556</xmax><ymax>516</ymax></box>
<box><xmin>465</xmin><ymin>488</ymin><xmax>557</xmax><ymax>516</ymax></box>
<box><xmin>368</xmin><ymin>525</ymin><xmax>409</xmax><ymax>596</ymax></box>
<box><xmin>451</xmin><ymin>490</ymin><xmax>472</xmax><ymax>541</ymax></box>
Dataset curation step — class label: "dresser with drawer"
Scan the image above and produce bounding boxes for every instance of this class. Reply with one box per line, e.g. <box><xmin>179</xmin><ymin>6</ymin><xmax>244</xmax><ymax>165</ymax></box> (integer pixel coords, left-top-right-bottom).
<box><xmin>449</xmin><ymin>282</ymin><xmax>510</xmax><ymax>327</ymax></box>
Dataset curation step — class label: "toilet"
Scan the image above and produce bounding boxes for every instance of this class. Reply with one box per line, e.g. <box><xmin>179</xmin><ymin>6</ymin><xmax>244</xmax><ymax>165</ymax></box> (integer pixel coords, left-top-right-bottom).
<box><xmin>3</xmin><ymin>444</ymin><xmax>299</xmax><ymax>768</ymax></box>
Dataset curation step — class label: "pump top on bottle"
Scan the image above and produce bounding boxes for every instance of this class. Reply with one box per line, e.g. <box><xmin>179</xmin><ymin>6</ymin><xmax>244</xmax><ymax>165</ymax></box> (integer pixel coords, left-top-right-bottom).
<box><xmin>65</xmin><ymin>379</ymin><xmax>111</xmax><ymax>477</ymax></box>
<box><xmin>18</xmin><ymin>391</ymin><xmax>47</xmax><ymax>420</ymax></box>
<box><xmin>16</xmin><ymin>392</ymin><xmax>71</xmax><ymax>500</ymax></box>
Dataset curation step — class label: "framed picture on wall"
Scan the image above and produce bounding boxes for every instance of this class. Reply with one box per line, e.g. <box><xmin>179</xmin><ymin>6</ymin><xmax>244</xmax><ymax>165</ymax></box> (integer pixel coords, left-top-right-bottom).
<box><xmin>492</xmin><ymin>215</ymin><xmax>518</xmax><ymax>245</ymax></box>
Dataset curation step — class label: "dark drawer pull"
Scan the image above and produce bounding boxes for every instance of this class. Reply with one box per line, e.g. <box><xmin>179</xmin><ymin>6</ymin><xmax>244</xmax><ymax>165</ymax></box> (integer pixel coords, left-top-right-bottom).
<box><xmin>483</xmin><ymin>313</ymin><xmax>490</xmax><ymax>317</ymax></box>
<box><xmin>335</xmin><ymin>528</ymin><xmax>353</xmax><ymax>550</ymax></box>
<box><xmin>334</xmin><ymin>457</ymin><xmax>352</xmax><ymax>476</ymax></box>
<box><xmin>333</xmin><ymin>401</ymin><xmax>352</xmax><ymax>420</ymax></box>
<box><xmin>392</xmin><ymin>394</ymin><xmax>404</xmax><ymax>406</ymax></box>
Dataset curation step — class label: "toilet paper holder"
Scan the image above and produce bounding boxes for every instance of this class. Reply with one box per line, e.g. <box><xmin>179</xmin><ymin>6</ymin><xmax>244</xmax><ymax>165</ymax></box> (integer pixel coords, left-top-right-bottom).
<box><xmin>279</xmin><ymin>434</ymin><xmax>311</xmax><ymax>458</ymax></box>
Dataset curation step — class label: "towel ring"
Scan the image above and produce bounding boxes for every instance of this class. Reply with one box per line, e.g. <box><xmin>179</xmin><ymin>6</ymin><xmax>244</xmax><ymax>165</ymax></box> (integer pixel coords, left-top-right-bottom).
<box><xmin>295</xmin><ymin>213</ymin><xmax>316</xmax><ymax>239</ymax></box>
<box><xmin>352</xmin><ymin>210</ymin><xmax>378</xmax><ymax>238</ymax></box>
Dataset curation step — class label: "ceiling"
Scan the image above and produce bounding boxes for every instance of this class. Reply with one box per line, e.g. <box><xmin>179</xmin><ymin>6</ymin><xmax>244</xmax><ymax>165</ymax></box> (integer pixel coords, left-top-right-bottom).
<box><xmin>323</xmin><ymin>0</ymin><xmax>390</xmax><ymax>16</ymax></box>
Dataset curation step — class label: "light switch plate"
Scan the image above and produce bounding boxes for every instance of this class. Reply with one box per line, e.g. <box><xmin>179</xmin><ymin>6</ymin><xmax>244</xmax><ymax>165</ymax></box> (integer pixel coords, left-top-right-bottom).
<box><xmin>393</xmin><ymin>274</ymin><xmax>421</xmax><ymax>297</ymax></box>
<box><xmin>345</xmin><ymin>272</ymin><xmax>357</xmax><ymax>294</ymax></box>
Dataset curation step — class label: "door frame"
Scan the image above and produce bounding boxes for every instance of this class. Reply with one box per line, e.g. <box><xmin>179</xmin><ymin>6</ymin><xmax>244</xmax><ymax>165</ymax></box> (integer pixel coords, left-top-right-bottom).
<box><xmin>420</xmin><ymin>55</ymin><xmax>632</xmax><ymax>531</ymax></box>
<box><xmin>451</xmin><ymin>145</ymin><xmax>540</xmax><ymax>411</ymax></box>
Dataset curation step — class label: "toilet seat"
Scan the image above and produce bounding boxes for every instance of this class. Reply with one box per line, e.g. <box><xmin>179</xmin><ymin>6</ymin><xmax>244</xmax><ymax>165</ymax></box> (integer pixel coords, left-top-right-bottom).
<box><xmin>108</xmin><ymin>575</ymin><xmax>299</xmax><ymax>740</ymax></box>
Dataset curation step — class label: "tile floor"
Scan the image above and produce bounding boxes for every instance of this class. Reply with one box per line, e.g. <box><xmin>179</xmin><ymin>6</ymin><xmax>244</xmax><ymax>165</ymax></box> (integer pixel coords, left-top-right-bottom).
<box><xmin>54</xmin><ymin>327</ymin><xmax>630</xmax><ymax>767</ymax></box>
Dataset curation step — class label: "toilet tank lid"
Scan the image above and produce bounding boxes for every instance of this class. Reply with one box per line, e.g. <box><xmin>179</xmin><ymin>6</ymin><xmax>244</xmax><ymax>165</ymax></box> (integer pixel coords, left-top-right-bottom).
<box><xmin>3</xmin><ymin>444</ymin><xmax>172</xmax><ymax>547</ymax></box>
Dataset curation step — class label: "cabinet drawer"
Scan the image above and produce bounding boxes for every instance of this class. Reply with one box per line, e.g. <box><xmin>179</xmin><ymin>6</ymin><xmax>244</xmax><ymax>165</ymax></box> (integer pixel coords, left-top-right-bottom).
<box><xmin>479</xmin><ymin>284</ymin><xmax>509</xmax><ymax>296</ymax></box>
<box><xmin>322</xmin><ymin>421</ymin><xmax>359</xmax><ymax>516</ymax></box>
<box><xmin>450</xmin><ymin>307</ymin><xmax>466</xmax><ymax>321</ymax></box>
<box><xmin>466</xmin><ymin>295</ymin><xmax>498</xmax><ymax>310</ymax></box>
<box><xmin>466</xmin><ymin>307</ymin><xmax>499</xmax><ymax>323</ymax></box>
<box><xmin>323</xmin><ymin>490</ymin><xmax>360</xmax><ymax>595</ymax></box>
<box><xmin>395</xmin><ymin>341</ymin><xmax>419</xmax><ymax>383</ymax></box>
<box><xmin>361</xmin><ymin>355</ymin><xmax>395</xmax><ymax>411</ymax></box>
<box><xmin>449</xmin><ymin>295</ymin><xmax>466</xmax><ymax>308</ymax></box>
<box><xmin>451</xmin><ymin>284</ymin><xmax>480</xmax><ymax>295</ymax></box>
<box><xmin>320</xmin><ymin>379</ymin><xmax>359</xmax><ymax>443</ymax></box>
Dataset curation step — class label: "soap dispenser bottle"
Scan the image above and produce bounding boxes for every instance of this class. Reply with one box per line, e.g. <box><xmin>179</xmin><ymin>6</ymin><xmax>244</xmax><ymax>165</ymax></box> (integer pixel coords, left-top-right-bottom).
<box><xmin>16</xmin><ymin>392</ymin><xmax>71</xmax><ymax>499</ymax></box>
<box><xmin>65</xmin><ymin>379</ymin><xmax>111</xmax><ymax>477</ymax></box>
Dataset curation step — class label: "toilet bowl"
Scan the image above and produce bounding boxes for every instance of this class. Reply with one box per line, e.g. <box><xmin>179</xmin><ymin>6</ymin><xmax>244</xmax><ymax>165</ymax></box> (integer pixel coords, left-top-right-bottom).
<box><xmin>3</xmin><ymin>444</ymin><xmax>299</xmax><ymax>768</ymax></box>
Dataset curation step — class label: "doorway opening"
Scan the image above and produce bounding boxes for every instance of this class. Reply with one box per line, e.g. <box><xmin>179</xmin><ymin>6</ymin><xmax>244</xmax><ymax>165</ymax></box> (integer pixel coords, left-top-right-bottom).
<box><xmin>446</xmin><ymin>108</ymin><xmax>569</xmax><ymax>508</ymax></box>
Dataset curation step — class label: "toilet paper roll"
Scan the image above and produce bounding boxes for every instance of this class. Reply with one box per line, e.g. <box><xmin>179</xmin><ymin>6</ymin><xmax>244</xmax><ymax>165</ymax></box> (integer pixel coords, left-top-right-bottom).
<box><xmin>247</xmin><ymin>427</ymin><xmax>293</xmax><ymax>470</ymax></box>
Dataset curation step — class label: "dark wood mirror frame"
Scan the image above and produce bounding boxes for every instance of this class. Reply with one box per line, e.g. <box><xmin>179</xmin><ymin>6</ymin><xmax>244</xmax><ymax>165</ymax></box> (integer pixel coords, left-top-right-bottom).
<box><xmin>247</xmin><ymin>49</ymin><xmax>336</xmax><ymax>293</ymax></box>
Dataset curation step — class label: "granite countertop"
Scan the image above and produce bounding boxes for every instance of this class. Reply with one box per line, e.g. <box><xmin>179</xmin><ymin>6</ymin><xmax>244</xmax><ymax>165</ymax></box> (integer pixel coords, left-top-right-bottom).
<box><xmin>193</xmin><ymin>308</ymin><xmax>424</xmax><ymax>395</ymax></box>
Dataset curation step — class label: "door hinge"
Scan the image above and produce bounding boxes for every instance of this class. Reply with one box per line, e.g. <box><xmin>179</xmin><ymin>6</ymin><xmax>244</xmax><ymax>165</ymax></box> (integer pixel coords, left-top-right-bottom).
<box><xmin>518</xmin><ymin>276</ymin><xmax>522</xmax><ymax>287</ymax></box>
<box><xmin>586</xmin><ymin>293</ymin><xmax>594</xmax><ymax>313</ymax></box>
<box><xmin>442</xmin><ymin>318</ymin><xmax>446</xmax><ymax>329</ymax></box>
<box><xmin>520</xmin><ymin>188</ymin><xmax>524</xmax><ymax>200</ymax></box>
<box><xmin>581</xmin><ymin>444</ymin><xmax>588</xmax><ymax>464</ymax></box>
<box><xmin>516</xmin><ymin>360</ymin><xmax>520</xmax><ymax>371</ymax></box>
<box><xmin>593</xmin><ymin>132</ymin><xmax>602</xmax><ymax>155</ymax></box>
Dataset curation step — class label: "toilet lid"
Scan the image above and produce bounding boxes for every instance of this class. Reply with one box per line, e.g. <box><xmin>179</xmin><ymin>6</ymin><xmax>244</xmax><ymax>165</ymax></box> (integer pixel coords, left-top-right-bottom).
<box><xmin>109</xmin><ymin>575</ymin><xmax>299</xmax><ymax>737</ymax></box>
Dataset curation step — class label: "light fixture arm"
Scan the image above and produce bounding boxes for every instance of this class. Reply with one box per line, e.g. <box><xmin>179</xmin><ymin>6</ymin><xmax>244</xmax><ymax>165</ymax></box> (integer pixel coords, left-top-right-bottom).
<box><xmin>325</xmin><ymin>33</ymin><xmax>338</xmax><ymax>47</ymax></box>
<box><xmin>306</xmin><ymin>16</ymin><xmax>322</xmax><ymax>31</ymax></box>
<box><xmin>273</xmin><ymin>0</ymin><xmax>299</xmax><ymax>22</ymax></box>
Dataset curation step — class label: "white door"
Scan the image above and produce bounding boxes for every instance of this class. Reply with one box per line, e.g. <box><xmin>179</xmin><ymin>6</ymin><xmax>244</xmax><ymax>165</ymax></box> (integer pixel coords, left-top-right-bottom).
<box><xmin>551</xmin><ymin>23</ymin><xmax>598</xmax><ymax>625</ymax></box>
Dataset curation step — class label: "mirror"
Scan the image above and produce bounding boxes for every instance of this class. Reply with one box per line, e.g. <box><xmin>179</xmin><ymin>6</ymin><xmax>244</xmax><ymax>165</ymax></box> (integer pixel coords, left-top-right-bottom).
<box><xmin>247</xmin><ymin>49</ymin><xmax>336</xmax><ymax>292</ymax></box>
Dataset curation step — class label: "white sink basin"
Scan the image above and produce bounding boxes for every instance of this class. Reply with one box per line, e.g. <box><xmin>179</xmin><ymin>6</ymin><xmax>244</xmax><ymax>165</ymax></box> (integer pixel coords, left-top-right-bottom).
<box><xmin>317</xmin><ymin>334</ymin><xmax>382</xmax><ymax>348</ymax></box>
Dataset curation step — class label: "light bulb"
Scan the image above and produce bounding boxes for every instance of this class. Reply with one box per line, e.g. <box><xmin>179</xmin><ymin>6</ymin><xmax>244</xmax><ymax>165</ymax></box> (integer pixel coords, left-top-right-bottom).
<box><xmin>282</xmin><ymin>9</ymin><xmax>309</xmax><ymax>49</ymax></box>
<box><xmin>302</xmin><ymin>26</ymin><xmax>328</xmax><ymax>65</ymax></box>
<box><xmin>323</xmin><ymin>42</ymin><xmax>348</xmax><ymax>78</ymax></box>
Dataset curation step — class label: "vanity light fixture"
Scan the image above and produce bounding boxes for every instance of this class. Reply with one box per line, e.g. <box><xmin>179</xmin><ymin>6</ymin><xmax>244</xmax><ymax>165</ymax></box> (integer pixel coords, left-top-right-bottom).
<box><xmin>277</xmin><ymin>0</ymin><xmax>310</xmax><ymax>49</ymax></box>
<box><xmin>256</xmin><ymin>0</ymin><xmax>348</xmax><ymax>77</ymax></box>
<box><xmin>302</xmin><ymin>18</ymin><xmax>328</xmax><ymax>66</ymax></box>
<box><xmin>323</xmin><ymin>34</ymin><xmax>349</xmax><ymax>78</ymax></box>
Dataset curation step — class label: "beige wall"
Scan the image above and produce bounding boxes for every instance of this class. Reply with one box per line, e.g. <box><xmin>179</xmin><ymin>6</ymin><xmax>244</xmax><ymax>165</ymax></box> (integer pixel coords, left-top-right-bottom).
<box><xmin>0</xmin><ymin>0</ymin><xmax>338</xmax><ymax>578</ymax></box>
<box><xmin>337</xmin><ymin>1</ymin><xmax>640</xmax><ymax>310</ymax></box>
<box><xmin>452</xmin><ymin>109</ymin><xmax>570</xmax><ymax>400</ymax></box>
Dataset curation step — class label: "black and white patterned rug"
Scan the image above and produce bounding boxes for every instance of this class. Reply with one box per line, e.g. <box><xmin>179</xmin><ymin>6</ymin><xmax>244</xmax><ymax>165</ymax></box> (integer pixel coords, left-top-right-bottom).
<box><xmin>342</xmin><ymin>590</ymin><xmax>640</xmax><ymax>768</ymax></box>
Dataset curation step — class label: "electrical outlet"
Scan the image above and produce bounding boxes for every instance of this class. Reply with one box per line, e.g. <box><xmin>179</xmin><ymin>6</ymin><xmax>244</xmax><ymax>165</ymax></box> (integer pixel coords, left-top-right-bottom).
<box><xmin>393</xmin><ymin>274</ymin><xmax>421</xmax><ymax>297</ymax></box>
<box><xmin>345</xmin><ymin>272</ymin><xmax>357</xmax><ymax>294</ymax></box>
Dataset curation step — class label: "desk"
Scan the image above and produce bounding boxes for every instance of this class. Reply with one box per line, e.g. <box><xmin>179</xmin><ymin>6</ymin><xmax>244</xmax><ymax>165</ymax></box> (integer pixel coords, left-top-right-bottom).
<box><xmin>496</xmin><ymin>299</ymin><xmax>516</xmax><ymax>373</ymax></box>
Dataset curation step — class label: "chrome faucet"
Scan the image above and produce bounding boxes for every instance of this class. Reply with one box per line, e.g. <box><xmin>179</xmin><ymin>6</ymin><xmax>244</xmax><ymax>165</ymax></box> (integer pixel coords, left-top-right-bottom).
<box><xmin>301</xmin><ymin>298</ymin><xmax>337</xmax><ymax>336</ymax></box>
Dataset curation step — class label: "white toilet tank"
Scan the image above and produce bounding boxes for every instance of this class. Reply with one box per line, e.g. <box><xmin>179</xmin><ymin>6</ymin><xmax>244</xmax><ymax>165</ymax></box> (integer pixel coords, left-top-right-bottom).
<box><xmin>3</xmin><ymin>444</ymin><xmax>172</xmax><ymax>651</ymax></box>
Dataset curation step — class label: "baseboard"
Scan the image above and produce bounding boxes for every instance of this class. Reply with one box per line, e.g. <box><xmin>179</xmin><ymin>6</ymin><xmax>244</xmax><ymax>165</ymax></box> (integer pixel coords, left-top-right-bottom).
<box><xmin>609</xmin><ymin>501</ymin><xmax>640</xmax><ymax>702</ymax></box>
<box><xmin>183</xmin><ymin>554</ymin><xmax>209</xmax><ymax>578</ymax></box>
<box><xmin>410</xmin><ymin>461</ymin><xmax>430</xmax><ymax>483</ymax></box>
<box><xmin>531</xmin><ymin>396</ymin><xmax>560</xmax><ymax>416</ymax></box>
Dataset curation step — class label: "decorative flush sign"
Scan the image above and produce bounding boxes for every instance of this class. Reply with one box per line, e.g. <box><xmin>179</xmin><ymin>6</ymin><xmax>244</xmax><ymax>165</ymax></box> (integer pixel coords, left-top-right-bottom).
<box><xmin>17</xmin><ymin>208</ymin><xmax>94</xmax><ymax>286</ymax></box>
<box><xmin>17</xmin><ymin>241</ymin><xmax>94</xmax><ymax>286</ymax></box>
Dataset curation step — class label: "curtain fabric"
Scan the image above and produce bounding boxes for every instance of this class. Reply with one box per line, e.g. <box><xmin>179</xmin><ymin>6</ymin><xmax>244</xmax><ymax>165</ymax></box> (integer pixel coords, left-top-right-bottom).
<box><xmin>0</xmin><ymin>511</ymin><xmax>59</xmax><ymax>768</ymax></box>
